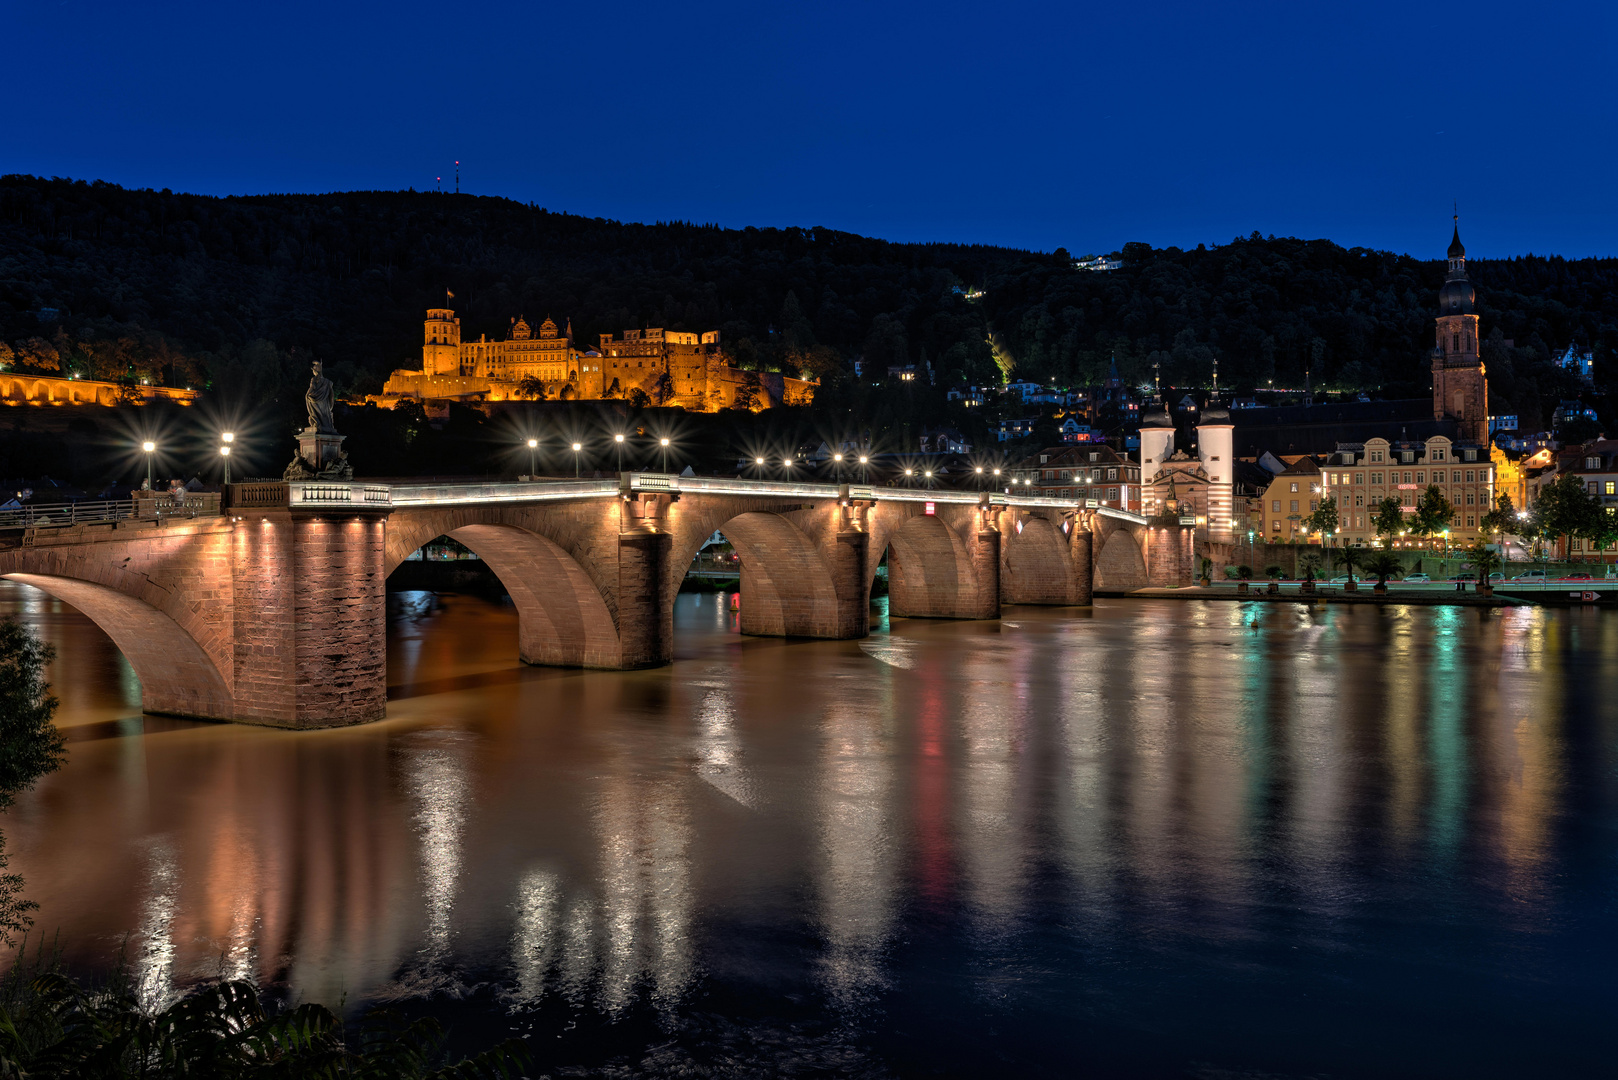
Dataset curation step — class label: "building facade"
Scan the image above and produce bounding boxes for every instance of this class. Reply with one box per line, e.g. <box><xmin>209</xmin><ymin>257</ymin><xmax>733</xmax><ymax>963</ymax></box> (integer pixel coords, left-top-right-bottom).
<box><xmin>1256</xmin><ymin>458</ymin><xmax>1322</xmax><ymax>542</ymax></box>
<box><xmin>1007</xmin><ymin>444</ymin><xmax>1141</xmax><ymax>513</ymax></box>
<box><xmin>1316</xmin><ymin>435</ymin><xmax>1495</xmax><ymax>543</ymax></box>
<box><xmin>377</xmin><ymin>307</ymin><xmax>816</xmax><ymax>412</ymax></box>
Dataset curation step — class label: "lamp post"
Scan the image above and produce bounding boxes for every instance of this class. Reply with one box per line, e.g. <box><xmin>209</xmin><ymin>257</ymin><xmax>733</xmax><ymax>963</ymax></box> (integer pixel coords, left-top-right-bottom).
<box><xmin>527</xmin><ymin>438</ymin><xmax>538</xmax><ymax>478</ymax></box>
<box><xmin>858</xmin><ymin>455</ymin><xmax>869</xmax><ymax>482</ymax></box>
<box><xmin>975</xmin><ymin>465</ymin><xmax>985</xmax><ymax>490</ymax></box>
<box><xmin>833</xmin><ymin>452</ymin><xmax>843</xmax><ymax>481</ymax></box>
<box><xmin>904</xmin><ymin>467</ymin><xmax>914</xmax><ymax>485</ymax></box>
<box><xmin>660</xmin><ymin>437</ymin><xmax>671</xmax><ymax>473</ymax></box>
<box><xmin>614</xmin><ymin>432</ymin><xmax>625</xmax><ymax>473</ymax></box>
<box><xmin>142</xmin><ymin>440</ymin><xmax>155</xmax><ymax>491</ymax></box>
<box><xmin>572</xmin><ymin>441</ymin><xmax>582</xmax><ymax>478</ymax></box>
<box><xmin>220</xmin><ymin>431</ymin><xmax>234</xmax><ymax>486</ymax></box>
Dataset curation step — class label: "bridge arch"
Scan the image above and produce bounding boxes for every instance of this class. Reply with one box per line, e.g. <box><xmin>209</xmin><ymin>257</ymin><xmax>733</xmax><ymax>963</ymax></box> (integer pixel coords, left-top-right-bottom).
<box><xmin>874</xmin><ymin>513</ymin><xmax>983</xmax><ymax>619</ymax></box>
<box><xmin>1092</xmin><ymin>522</ymin><xmax>1148</xmax><ymax>592</ymax></box>
<box><xmin>1002</xmin><ymin>514</ymin><xmax>1072</xmax><ymax>605</ymax></box>
<box><xmin>670</xmin><ymin>510</ymin><xmax>843</xmax><ymax>639</ymax></box>
<box><xmin>386</xmin><ymin>514</ymin><xmax>622</xmax><ymax>668</ymax></box>
<box><xmin>3</xmin><ymin>572</ymin><xmax>233</xmax><ymax>720</ymax></box>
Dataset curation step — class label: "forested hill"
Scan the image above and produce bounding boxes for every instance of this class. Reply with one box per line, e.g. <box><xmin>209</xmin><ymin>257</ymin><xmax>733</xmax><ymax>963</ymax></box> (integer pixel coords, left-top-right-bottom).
<box><xmin>2</xmin><ymin>174</ymin><xmax>1615</xmax><ymax>435</ymax></box>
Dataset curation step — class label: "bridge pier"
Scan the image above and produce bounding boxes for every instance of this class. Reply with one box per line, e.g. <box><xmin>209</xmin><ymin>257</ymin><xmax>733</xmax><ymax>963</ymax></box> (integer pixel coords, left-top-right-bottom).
<box><xmin>231</xmin><ymin>505</ymin><xmax>390</xmax><ymax>727</ymax></box>
<box><xmin>619</xmin><ymin>528</ymin><xmax>675</xmax><ymax>668</ymax></box>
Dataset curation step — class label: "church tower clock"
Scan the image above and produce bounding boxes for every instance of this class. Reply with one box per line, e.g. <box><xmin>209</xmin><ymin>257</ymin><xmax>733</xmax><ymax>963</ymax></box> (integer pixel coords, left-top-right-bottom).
<box><xmin>1431</xmin><ymin>217</ymin><xmax>1488</xmax><ymax>444</ymax></box>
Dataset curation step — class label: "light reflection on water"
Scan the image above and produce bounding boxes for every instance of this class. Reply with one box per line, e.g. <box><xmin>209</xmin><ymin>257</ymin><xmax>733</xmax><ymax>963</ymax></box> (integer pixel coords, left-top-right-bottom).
<box><xmin>2</xmin><ymin>578</ymin><xmax>1615</xmax><ymax>1077</ymax></box>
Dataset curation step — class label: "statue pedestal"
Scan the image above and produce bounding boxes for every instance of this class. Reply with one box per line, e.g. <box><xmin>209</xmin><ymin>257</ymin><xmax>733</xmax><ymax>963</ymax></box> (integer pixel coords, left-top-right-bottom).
<box><xmin>284</xmin><ymin>428</ymin><xmax>352</xmax><ymax>480</ymax></box>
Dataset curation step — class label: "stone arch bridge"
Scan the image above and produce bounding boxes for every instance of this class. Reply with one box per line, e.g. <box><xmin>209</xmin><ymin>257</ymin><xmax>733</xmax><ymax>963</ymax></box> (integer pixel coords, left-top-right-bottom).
<box><xmin>0</xmin><ymin>475</ymin><xmax>1192</xmax><ymax>728</ymax></box>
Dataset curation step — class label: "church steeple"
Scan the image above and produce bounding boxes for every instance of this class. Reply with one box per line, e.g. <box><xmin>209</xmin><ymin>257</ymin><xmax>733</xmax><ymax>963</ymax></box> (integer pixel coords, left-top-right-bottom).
<box><xmin>1439</xmin><ymin>213</ymin><xmax>1475</xmax><ymax>315</ymax></box>
<box><xmin>1432</xmin><ymin>214</ymin><xmax>1487</xmax><ymax>444</ymax></box>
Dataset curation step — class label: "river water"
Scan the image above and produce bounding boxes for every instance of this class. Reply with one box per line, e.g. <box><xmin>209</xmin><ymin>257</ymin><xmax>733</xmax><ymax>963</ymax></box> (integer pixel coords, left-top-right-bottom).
<box><xmin>2</xmin><ymin>579</ymin><xmax>1615</xmax><ymax>1078</ymax></box>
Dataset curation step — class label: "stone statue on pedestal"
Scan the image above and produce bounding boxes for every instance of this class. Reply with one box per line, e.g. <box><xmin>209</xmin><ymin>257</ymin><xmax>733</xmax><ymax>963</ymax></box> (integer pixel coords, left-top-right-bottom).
<box><xmin>283</xmin><ymin>359</ymin><xmax>353</xmax><ymax>480</ymax></box>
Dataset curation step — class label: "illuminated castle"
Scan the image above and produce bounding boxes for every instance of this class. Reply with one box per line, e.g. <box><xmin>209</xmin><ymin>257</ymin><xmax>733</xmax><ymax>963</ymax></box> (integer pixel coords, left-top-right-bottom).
<box><xmin>375</xmin><ymin>307</ymin><xmax>815</xmax><ymax>411</ymax></box>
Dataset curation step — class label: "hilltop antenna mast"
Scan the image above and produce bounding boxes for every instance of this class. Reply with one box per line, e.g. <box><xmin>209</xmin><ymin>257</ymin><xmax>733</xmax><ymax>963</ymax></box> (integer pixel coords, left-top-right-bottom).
<box><xmin>436</xmin><ymin>176</ymin><xmax>441</xmax><ymax>193</ymax></box>
<box><xmin>455</xmin><ymin>160</ymin><xmax>460</xmax><ymax>194</ymax></box>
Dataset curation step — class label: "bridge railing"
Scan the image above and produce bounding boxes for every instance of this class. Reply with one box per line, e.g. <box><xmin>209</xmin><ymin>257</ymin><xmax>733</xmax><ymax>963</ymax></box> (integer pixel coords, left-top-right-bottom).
<box><xmin>390</xmin><ymin>478</ymin><xmax>618</xmax><ymax>506</ymax></box>
<box><xmin>0</xmin><ymin>492</ymin><xmax>224</xmax><ymax>530</ymax></box>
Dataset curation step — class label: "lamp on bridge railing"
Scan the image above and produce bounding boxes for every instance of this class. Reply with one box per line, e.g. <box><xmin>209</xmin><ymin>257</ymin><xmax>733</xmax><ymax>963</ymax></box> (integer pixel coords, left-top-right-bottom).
<box><xmin>141</xmin><ymin>441</ymin><xmax>156</xmax><ymax>491</ymax></box>
<box><xmin>904</xmin><ymin>467</ymin><xmax>914</xmax><ymax>485</ymax></box>
<box><xmin>858</xmin><ymin>455</ymin><xmax>869</xmax><ymax>481</ymax></box>
<box><xmin>924</xmin><ymin>469</ymin><xmax>933</xmax><ymax>484</ymax></box>
<box><xmin>572</xmin><ymin>441</ymin><xmax>583</xmax><ymax>478</ymax></box>
<box><xmin>220</xmin><ymin>444</ymin><xmax>231</xmax><ymax>485</ymax></box>
<box><xmin>526</xmin><ymin>438</ymin><xmax>538</xmax><ymax>478</ymax></box>
<box><xmin>974</xmin><ymin>465</ymin><xmax>984</xmax><ymax>489</ymax></box>
<box><xmin>614</xmin><ymin>432</ymin><xmax>625</xmax><ymax>473</ymax></box>
<box><xmin>660</xmin><ymin>437</ymin><xmax>671</xmax><ymax>473</ymax></box>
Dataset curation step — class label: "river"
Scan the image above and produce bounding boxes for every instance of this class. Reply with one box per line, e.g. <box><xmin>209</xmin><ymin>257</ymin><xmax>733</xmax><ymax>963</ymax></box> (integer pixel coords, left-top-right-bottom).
<box><xmin>2</xmin><ymin>579</ymin><xmax>1615</xmax><ymax>1077</ymax></box>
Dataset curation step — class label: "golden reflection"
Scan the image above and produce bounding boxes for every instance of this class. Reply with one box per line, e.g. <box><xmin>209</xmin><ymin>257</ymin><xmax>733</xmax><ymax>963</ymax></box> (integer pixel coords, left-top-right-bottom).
<box><xmin>405</xmin><ymin>733</ymin><xmax>473</xmax><ymax>970</ymax></box>
<box><xmin>816</xmin><ymin>700</ymin><xmax>897</xmax><ymax>1006</ymax></box>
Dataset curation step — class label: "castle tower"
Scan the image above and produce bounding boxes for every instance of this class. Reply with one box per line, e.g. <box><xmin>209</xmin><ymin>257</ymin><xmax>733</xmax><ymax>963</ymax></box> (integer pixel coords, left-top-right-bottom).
<box><xmin>1138</xmin><ymin>408</ymin><xmax>1175</xmax><ymax>516</ymax></box>
<box><xmin>423</xmin><ymin>308</ymin><xmax>462</xmax><ymax>376</ymax></box>
<box><xmin>1195</xmin><ymin>407</ymin><xmax>1235</xmax><ymax>542</ymax></box>
<box><xmin>1431</xmin><ymin>219</ymin><xmax>1488</xmax><ymax>444</ymax></box>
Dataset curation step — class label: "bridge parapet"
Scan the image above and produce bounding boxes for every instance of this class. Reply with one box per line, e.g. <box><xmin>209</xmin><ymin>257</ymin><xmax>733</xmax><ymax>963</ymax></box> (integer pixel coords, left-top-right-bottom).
<box><xmin>289</xmin><ymin>481</ymin><xmax>392</xmax><ymax>509</ymax></box>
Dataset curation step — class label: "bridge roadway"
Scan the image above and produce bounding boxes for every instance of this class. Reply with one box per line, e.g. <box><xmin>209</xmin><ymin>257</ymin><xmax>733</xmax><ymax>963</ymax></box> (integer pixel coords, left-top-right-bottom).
<box><xmin>0</xmin><ymin>474</ymin><xmax>1182</xmax><ymax>729</ymax></box>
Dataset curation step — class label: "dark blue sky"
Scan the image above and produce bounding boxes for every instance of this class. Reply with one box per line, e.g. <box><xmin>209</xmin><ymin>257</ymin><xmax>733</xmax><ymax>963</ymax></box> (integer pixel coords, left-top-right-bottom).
<box><xmin>11</xmin><ymin>1</ymin><xmax>1616</xmax><ymax>257</ymax></box>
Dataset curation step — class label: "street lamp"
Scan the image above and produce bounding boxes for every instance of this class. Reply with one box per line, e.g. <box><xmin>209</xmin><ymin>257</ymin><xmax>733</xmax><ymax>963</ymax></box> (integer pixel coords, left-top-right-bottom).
<box><xmin>526</xmin><ymin>438</ymin><xmax>538</xmax><ymax>477</ymax></box>
<box><xmin>141</xmin><ymin>440</ymin><xmax>155</xmax><ymax>491</ymax></box>
<box><xmin>220</xmin><ymin>444</ymin><xmax>232</xmax><ymax>485</ymax></box>
<box><xmin>572</xmin><ymin>441</ymin><xmax>582</xmax><ymax>478</ymax></box>
<box><xmin>614</xmin><ymin>432</ymin><xmax>625</xmax><ymax>473</ymax></box>
<box><xmin>904</xmin><ymin>467</ymin><xmax>914</xmax><ymax>485</ymax></box>
<box><xmin>975</xmin><ymin>465</ymin><xmax>985</xmax><ymax>489</ymax></box>
<box><xmin>659</xmin><ymin>436</ymin><xmax>671</xmax><ymax>473</ymax></box>
<box><xmin>858</xmin><ymin>454</ymin><xmax>869</xmax><ymax>481</ymax></box>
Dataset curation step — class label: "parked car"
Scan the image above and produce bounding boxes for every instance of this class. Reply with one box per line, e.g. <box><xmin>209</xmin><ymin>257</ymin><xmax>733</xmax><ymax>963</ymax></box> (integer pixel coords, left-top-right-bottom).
<box><xmin>1511</xmin><ymin>570</ymin><xmax>1548</xmax><ymax>581</ymax></box>
<box><xmin>1404</xmin><ymin>573</ymin><xmax>1431</xmax><ymax>583</ymax></box>
<box><xmin>1447</xmin><ymin>573</ymin><xmax>1473</xmax><ymax>581</ymax></box>
<box><xmin>1328</xmin><ymin>575</ymin><xmax>1363</xmax><ymax>584</ymax></box>
<box><xmin>1564</xmin><ymin>572</ymin><xmax>1593</xmax><ymax>581</ymax></box>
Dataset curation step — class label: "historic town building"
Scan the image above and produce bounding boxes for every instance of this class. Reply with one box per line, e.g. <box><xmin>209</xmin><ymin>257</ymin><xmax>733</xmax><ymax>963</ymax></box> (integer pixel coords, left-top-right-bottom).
<box><xmin>375</xmin><ymin>307</ymin><xmax>816</xmax><ymax>412</ymax></box>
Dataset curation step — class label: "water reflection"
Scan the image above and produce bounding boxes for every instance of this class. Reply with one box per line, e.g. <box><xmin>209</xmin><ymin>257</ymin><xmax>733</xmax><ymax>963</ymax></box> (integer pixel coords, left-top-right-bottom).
<box><xmin>2</xmin><ymin>581</ymin><xmax>1614</xmax><ymax>1077</ymax></box>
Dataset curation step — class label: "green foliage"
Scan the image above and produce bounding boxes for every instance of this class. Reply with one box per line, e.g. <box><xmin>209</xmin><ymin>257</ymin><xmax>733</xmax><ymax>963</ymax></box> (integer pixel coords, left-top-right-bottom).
<box><xmin>0</xmin><ymin>956</ymin><xmax>527</xmax><ymax>1079</ymax></box>
<box><xmin>1466</xmin><ymin>541</ymin><xmax>1503</xmax><ymax>584</ymax></box>
<box><xmin>1264</xmin><ymin>565</ymin><xmax>1284</xmax><ymax>579</ymax></box>
<box><xmin>1297</xmin><ymin>551</ymin><xmax>1323</xmax><ymax>581</ymax></box>
<box><xmin>0</xmin><ymin>620</ymin><xmax>65</xmax><ymax>812</ymax></box>
<box><xmin>1479</xmin><ymin>492</ymin><xmax>1517</xmax><ymax>536</ymax></box>
<box><xmin>1371</xmin><ymin>496</ymin><xmax>1404</xmax><ymax>539</ymax></box>
<box><xmin>981</xmin><ymin>233</ymin><xmax>1618</xmax><ymax>416</ymax></box>
<box><xmin>0</xmin><ymin>619</ymin><xmax>67</xmax><ymax>946</ymax></box>
<box><xmin>1362</xmin><ymin>551</ymin><xmax>1405</xmax><ymax>587</ymax></box>
<box><xmin>1409</xmin><ymin>484</ymin><xmax>1457</xmax><ymax>537</ymax></box>
<box><xmin>1526</xmin><ymin>472</ymin><xmax>1597</xmax><ymax>547</ymax></box>
<box><xmin>1302</xmin><ymin>496</ymin><xmax>1338</xmax><ymax>537</ymax></box>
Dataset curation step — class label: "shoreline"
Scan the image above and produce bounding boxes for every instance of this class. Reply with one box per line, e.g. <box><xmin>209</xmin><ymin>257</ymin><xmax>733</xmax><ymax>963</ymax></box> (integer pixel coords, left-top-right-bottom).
<box><xmin>1108</xmin><ymin>586</ymin><xmax>1618</xmax><ymax>608</ymax></box>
